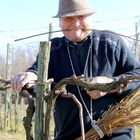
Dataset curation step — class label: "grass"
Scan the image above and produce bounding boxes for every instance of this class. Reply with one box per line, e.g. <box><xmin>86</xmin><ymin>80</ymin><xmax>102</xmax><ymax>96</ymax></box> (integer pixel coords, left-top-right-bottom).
<box><xmin>0</xmin><ymin>104</ymin><xmax>140</xmax><ymax>140</ymax></box>
<box><xmin>0</xmin><ymin>103</ymin><xmax>27</xmax><ymax>140</ymax></box>
<box><xmin>135</xmin><ymin>126</ymin><xmax>140</xmax><ymax>140</ymax></box>
<box><xmin>0</xmin><ymin>126</ymin><xmax>140</xmax><ymax>140</ymax></box>
<box><xmin>0</xmin><ymin>103</ymin><xmax>55</xmax><ymax>140</ymax></box>
<box><xmin>0</xmin><ymin>129</ymin><xmax>25</xmax><ymax>140</ymax></box>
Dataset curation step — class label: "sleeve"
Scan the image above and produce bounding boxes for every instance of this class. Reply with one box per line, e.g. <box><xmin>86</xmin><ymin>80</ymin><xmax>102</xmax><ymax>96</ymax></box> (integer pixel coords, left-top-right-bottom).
<box><xmin>114</xmin><ymin>37</ymin><xmax>140</xmax><ymax>95</ymax></box>
<box><xmin>26</xmin><ymin>55</ymin><xmax>39</xmax><ymax>75</ymax></box>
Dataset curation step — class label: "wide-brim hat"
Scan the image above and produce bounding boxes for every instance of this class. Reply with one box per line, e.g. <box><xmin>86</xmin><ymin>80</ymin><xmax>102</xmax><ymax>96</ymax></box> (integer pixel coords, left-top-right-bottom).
<box><xmin>53</xmin><ymin>0</ymin><xmax>94</xmax><ymax>18</ymax></box>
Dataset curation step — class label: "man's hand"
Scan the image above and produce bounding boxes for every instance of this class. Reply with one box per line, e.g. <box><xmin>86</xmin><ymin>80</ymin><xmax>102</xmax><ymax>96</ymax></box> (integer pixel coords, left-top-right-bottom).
<box><xmin>86</xmin><ymin>76</ymin><xmax>114</xmax><ymax>99</ymax></box>
<box><xmin>11</xmin><ymin>72</ymin><xmax>37</xmax><ymax>93</ymax></box>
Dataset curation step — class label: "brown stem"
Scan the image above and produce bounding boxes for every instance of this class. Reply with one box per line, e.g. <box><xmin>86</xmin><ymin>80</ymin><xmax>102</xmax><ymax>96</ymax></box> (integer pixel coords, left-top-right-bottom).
<box><xmin>53</xmin><ymin>75</ymin><xmax>140</xmax><ymax>93</ymax></box>
<box><xmin>1</xmin><ymin>75</ymin><xmax>140</xmax><ymax>92</ymax></box>
<box><xmin>61</xmin><ymin>93</ymin><xmax>85</xmax><ymax>140</ymax></box>
<box><xmin>23</xmin><ymin>99</ymin><xmax>35</xmax><ymax>140</ymax></box>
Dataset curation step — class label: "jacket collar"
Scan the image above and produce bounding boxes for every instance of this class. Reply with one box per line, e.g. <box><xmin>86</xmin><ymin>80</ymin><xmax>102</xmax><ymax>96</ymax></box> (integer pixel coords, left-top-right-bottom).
<box><xmin>64</xmin><ymin>32</ymin><xmax>93</xmax><ymax>48</ymax></box>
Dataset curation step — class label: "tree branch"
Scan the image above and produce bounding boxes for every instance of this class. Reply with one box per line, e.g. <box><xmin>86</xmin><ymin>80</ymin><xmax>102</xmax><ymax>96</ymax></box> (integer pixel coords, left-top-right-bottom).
<box><xmin>0</xmin><ymin>79</ymin><xmax>11</xmax><ymax>90</ymax></box>
<box><xmin>52</xmin><ymin>75</ymin><xmax>140</xmax><ymax>93</ymax></box>
<box><xmin>23</xmin><ymin>99</ymin><xmax>35</xmax><ymax>140</ymax></box>
<box><xmin>1</xmin><ymin>75</ymin><xmax>140</xmax><ymax>92</ymax></box>
<box><xmin>61</xmin><ymin>92</ymin><xmax>85</xmax><ymax>140</ymax></box>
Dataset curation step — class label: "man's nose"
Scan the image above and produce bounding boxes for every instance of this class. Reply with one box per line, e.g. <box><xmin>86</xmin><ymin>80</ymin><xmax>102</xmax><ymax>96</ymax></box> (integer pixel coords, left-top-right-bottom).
<box><xmin>73</xmin><ymin>18</ymin><xmax>81</xmax><ymax>26</ymax></box>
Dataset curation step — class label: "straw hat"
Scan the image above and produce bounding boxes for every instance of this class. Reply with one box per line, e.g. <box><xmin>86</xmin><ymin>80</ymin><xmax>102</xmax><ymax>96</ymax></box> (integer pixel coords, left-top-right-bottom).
<box><xmin>53</xmin><ymin>0</ymin><xmax>94</xmax><ymax>18</ymax></box>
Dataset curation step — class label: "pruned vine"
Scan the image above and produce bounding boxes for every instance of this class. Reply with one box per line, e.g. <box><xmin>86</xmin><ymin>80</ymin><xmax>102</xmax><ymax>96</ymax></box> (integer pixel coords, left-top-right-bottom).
<box><xmin>0</xmin><ymin>75</ymin><xmax>140</xmax><ymax>140</ymax></box>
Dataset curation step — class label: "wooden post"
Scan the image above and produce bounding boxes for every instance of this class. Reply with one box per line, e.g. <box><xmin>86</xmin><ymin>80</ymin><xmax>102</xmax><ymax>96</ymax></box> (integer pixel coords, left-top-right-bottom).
<box><xmin>0</xmin><ymin>95</ymin><xmax>2</xmax><ymax>129</ymax></box>
<box><xmin>4</xmin><ymin>43</ymin><xmax>12</xmax><ymax>130</ymax></box>
<box><xmin>14</xmin><ymin>94</ymin><xmax>18</xmax><ymax>131</ymax></box>
<box><xmin>134</xmin><ymin>21</ymin><xmax>140</xmax><ymax>60</ymax></box>
<box><xmin>48</xmin><ymin>23</ymin><xmax>53</xmax><ymax>41</ymax></box>
<box><xmin>34</xmin><ymin>41</ymin><xmax>51</xmax><ymax>140</ymax></box>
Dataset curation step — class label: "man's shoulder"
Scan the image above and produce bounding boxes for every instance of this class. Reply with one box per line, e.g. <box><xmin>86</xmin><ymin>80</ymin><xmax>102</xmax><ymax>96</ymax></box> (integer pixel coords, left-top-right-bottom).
<box><xmin>92</xmin><ymin>29</ymin><xmax>122</xmax><ymax>43</ymax></box>
<box><xmin>50</xmin><ymin>36</ymin><xmax>65</xmax><ymax>51</ymax></box>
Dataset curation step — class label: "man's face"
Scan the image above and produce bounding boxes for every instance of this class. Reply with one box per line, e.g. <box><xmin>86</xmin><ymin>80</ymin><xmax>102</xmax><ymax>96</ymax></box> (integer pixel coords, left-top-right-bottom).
<box><xmin>60</xmin><ymin>14</ymin><xmax>93</xmax><ymax>42</ymax></box>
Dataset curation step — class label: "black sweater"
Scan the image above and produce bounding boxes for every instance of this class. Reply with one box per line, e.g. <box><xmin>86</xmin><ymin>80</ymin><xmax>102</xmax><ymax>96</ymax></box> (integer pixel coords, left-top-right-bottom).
<box><xmin>27</xmin><ymin>30</ymin><xmax>140</xmax><ymax>140</ymax></box>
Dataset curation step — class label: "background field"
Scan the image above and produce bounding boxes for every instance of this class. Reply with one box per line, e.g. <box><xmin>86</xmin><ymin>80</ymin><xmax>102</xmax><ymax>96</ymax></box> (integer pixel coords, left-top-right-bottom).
<box><xmin>0</xmin><ymin>104</ymin><xmax>139</xmax><ymax>140</ymax></box>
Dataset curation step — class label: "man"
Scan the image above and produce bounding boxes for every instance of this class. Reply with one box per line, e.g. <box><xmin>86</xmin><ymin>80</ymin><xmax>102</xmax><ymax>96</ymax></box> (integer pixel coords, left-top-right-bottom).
<box><xmin>11</xmin><ymin>0</ymin><xmax>140</xmax><ymax>139</ymax></box>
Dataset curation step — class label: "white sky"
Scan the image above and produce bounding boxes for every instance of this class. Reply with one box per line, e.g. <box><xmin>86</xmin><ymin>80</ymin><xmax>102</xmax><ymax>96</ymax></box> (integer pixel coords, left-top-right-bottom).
<box><xmin>0</xmin><ymin>0</ymin><xmax>140</xmax><ymax>55</ymax></box>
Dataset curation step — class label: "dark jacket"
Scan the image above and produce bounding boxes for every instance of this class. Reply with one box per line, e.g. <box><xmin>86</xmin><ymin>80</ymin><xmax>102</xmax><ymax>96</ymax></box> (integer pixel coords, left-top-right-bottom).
<box><xmin>27</xmin><ymin>30</ymin><xmax>140</xmax><ymax>140</ymax></box>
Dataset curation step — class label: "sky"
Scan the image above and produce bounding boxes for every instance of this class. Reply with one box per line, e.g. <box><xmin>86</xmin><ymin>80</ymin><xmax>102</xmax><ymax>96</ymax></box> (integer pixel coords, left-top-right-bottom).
<box><xmin>0</xmin><ymin>0</ymin><xmax>140</xmax><ymax>55</ymax></box>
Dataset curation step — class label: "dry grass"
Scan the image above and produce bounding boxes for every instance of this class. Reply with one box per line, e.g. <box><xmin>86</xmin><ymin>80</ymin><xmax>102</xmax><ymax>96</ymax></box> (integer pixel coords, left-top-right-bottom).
<box><xmin>0</xmin><ymin>102</ymin><xmax>140</xmax><ymax>140</ymax></box>
<box><xmin>0</xmin><ymin>123</ymin><xmax>140</xmax><ymax>140</ymax></box>
<box><xmin>135</xmin><ymin>126</ymin><xmax>140</xmax><ymax>140</ymax></box>
<box><xmin>0</xmin><ymin>103</ymin><xmax>55</xmax><ymax>140</ymax></box>
<box><xmin>0</xmin><ymin>128</ymin><xmax>25</xmax><ymax>140</ymax></box>
<box><xmin>0</xmin><ymin>104</ymin><xmax>27</xmax><ymax>140</ymax></box>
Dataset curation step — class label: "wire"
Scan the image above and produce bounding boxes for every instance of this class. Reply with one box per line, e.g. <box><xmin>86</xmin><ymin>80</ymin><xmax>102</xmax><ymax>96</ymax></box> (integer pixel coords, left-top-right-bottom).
<box><xmin>93</xmin><ymin>15</ymin><xmax>140</xmax><ymax>23</ymax></box>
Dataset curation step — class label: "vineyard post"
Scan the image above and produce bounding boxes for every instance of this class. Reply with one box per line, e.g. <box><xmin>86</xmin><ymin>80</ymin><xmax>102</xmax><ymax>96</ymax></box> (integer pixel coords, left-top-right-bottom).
<box><xmin>4</xmin><ymin>43</ymin><xmax>12</xmax><ymax>130</ymax></box>
<box><xmin>34</xmin><ymin>41</ymin><xmax>51</xmax><ymax>140</ymax></box>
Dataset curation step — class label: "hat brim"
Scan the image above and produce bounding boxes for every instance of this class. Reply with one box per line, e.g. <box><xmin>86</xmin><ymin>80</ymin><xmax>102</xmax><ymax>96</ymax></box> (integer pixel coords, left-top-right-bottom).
<box><xmin>53</xmin><ymin>10</ymin><xmax>94</xmax><ymax>18</ymax></box>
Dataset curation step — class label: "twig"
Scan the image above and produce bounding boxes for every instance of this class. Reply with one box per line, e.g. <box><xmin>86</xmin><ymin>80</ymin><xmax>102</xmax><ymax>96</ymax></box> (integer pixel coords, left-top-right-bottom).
<box><xmin>61</xmin><ymin>92</ymin><xmax>85</xmax><ymax>140</ymax></box>
<box><xmin>1</xmin><ymin>75</ymin><xmax>140</xmax><ymax>92</ymax></box>
<box><xmin>14</xmin><ymin>29</ymin><xmax>139</xmax><ymax>42</ymax></box>
<box><xmin>0</xmin><ymin>79</ymin><xmax>11</xmax><ymax>90</ymax></box>
<box><xmin>23</xmin><ymin>99</ymin><xmax>35</xmax><ymax>140</ymax></box>
<box><xmin>53</xmin><ymin>75</ymin><xmax>140</xmax><ymax>93</ymax></box>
